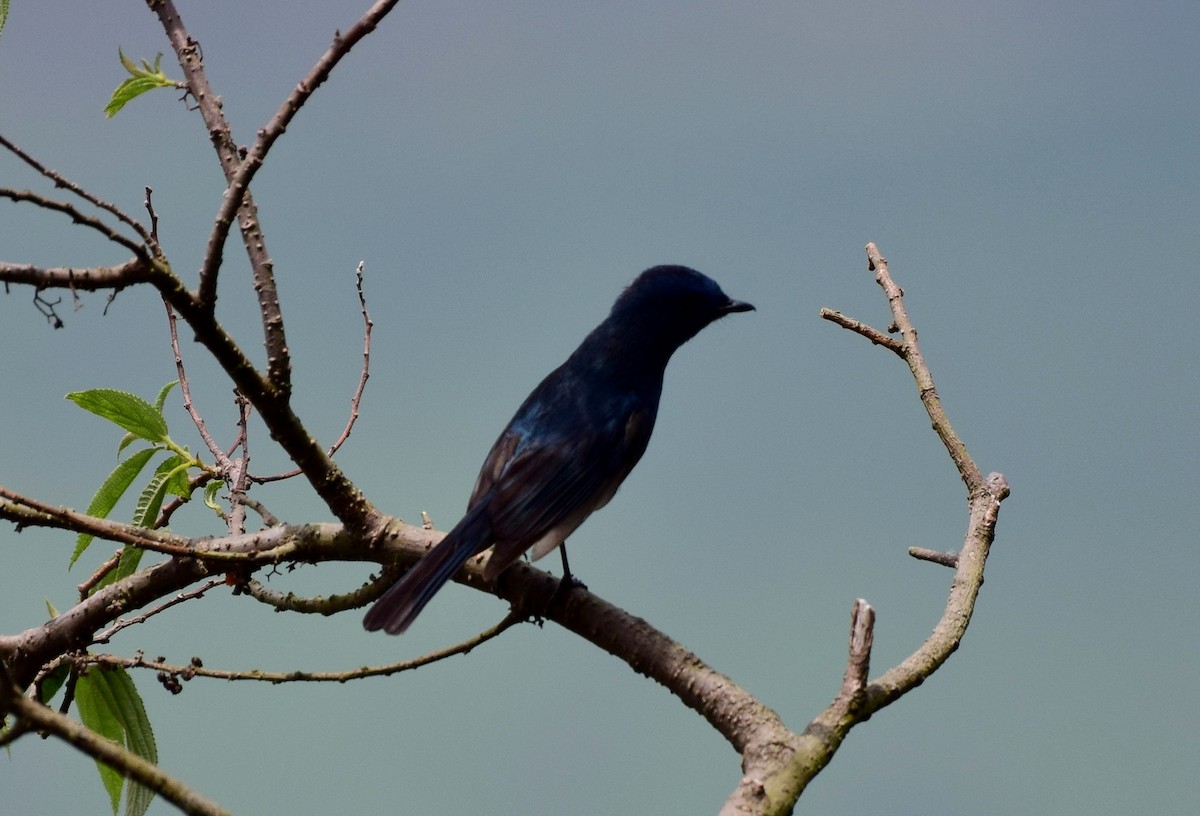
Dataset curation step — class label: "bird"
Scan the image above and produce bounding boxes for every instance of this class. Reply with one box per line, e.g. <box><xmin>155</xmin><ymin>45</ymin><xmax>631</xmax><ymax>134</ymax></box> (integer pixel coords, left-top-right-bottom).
<box><xmin>363</xmin><ymin>265</ymin><xmax>754</xmax><ymax>634</ymax></box>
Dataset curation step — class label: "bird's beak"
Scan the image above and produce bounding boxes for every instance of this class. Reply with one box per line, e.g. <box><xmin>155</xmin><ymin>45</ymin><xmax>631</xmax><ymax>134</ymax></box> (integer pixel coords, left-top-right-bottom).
<box><xmin>722</xmin><ymin>299</ymin><xmax>755</xmax><ymax>314</ymax></box>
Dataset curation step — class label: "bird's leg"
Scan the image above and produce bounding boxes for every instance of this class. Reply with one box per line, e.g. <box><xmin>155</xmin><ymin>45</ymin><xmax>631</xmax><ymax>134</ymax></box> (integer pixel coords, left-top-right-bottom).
<box><xmin>556</xmin><ymin>542</ymin><xmax>588</xmax><ymax>592</ymax></box>
<box><xmin>540</xmin><ymin>543</ymin><xmax>587</xmax><ymax>620</ymax></box>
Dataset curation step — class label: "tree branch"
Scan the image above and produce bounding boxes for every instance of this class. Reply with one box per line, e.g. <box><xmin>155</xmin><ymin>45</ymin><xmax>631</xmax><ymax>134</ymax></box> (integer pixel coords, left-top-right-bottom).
<box><xmin>196</xmin><ymin>1</ymin><xmax>400</xmax><ymax>314</ymax></box>
<box><xmin>147</xmin><ymin>0</ymin><xmax>292</xmax><ymax>392</ymax></box>
<box><xmin>0</xmin><ymin>189</ymin><xmax>147</xmax><ymax>258</ymax></box>
<box><xmin>0</xmin><ymin>133</ymin><xmax>152</xmax><ymax>245</ymax></box>
<box><xmin>0</xmin><ymin>258</ymin><xmax>156</xmax><ymax>290</ymax></box>
<box><xmin>0</xmin><ymin>669</ymin><xmax>233</xmax><ymax>816</ymax></box>
<box><xmin>89</xmin><ymin>611</ymin><xmax>521</xmax><ymax>685</ymax></box>
<box><xmin>253</xmin><ymin>261</ymin><xmax>374</xmax><ymax>483</ymax></box>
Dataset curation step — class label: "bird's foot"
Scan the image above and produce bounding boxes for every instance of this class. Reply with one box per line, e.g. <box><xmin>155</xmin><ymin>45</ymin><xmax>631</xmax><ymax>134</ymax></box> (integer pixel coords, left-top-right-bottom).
<box><xmin>542</xmin><ymin>572</ymin><xmax>586</xmax><ymax>619</ymax></box>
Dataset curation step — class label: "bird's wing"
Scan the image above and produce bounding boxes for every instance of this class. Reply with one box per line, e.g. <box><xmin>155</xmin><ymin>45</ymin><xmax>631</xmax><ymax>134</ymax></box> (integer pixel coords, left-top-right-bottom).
<box><xmin>478</xmin><ymin>405</ymin><xmax>656</xmax><ymax>577</ymax></box>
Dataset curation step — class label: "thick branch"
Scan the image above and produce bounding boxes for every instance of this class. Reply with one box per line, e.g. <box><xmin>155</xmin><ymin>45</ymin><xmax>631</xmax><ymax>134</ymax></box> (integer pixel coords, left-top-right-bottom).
<box><xmin>148</xmin><ymin>0</ymin><xmax>291</xmax><ymax>391</ymax></box>
<box><xmin>0</xmin><ymin>258</ymin><xmax>155</xmax><ymax>289</ymax></box>
<box><xmin>714</xmin><ymin>243</ymin><xmax>1012</xmax><ymax>814</ymax></box>
<box><xmin>0</xmin><ymin>522</ymin><xmax>367</xmax><ymax>688</ymax></box>
<box><xmin>197</xmin><ymin>3</ymin><xmax>400</xmax><ymax>314</ymax></box>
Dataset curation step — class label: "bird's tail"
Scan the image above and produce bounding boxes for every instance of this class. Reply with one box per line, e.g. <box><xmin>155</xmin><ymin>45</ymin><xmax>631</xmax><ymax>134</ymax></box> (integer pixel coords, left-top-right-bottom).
<box><xmin>363</xmin><ymin>503</ymin><xmax>492</xmax><ymax>635</ymax></box>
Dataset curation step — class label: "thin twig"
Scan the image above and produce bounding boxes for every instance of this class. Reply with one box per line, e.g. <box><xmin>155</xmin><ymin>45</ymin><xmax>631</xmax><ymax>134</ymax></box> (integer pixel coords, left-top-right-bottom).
<box><xmin>144</xmin><ymin>186</ymin><xmax>160</xmax><ymax>245</ymax></box>
<box><xmin>0</xmin><ymin>485</ymin><xmax>193</xmax><ymax>553</ymax></box>
<box><xmin>242</xmin><ymin>570</ymin><xmax>383</xmax><ymax>615</ymax></box>
<box><xmin>0</xmin><ymin>189</ymin><xmax>147</xmax><ymax>258</ymax></box>
<box><xmin>196</xmin><ymin>3</ymin><xmax>401</xmax><ymax>310</ymax></box>
<box><xmin>240</xmin><ymin>496</ymin><xmax>280</xmax><ymax>527</ymax></box>
<box><xmin>90</xmin><ymin>612</ymin><xmax>522</xmax><ymax>684</ymax></box>
<box><xmin>0</xmin><ymin>133</ymin><xmax>152</xmax><ymax>244</ymax></box>
<box><xmin>865</xmin><ymin>243</ymin><xmax>986</xmax><ymax>492</ymax></box>
<box><xmin>165</xmin><ymin>299</ymin><xmax>231</xmax><ymax>466</ymax></box>
<box><xmin>224</xmin><ymin>392</ymin><xmax>252</xmax><ymax>535</ymax></box>
<box><xmin>818</xmin><ymin>308</ymin><xmax>904</xmax><ymax>355</ymax></box>
<box><xmin>253</xmin><ymin>261</ymin><xmax>373</xmax><ymax>483</ymax></box>
<box><xmin>0</xmin><ymin>485</ymin><xmax>290</xmax><ymax>563</ymax></box>
<box><xmin>77</xmin><ymin>551</ymin><xmax>124</xmax><ymax>599</ymax></box>
<box><xmin>156</xmin><ymin>471</ymin><xmax>216</xmax><ymax>529</ymax></box>
<box><xmin>908</xmin><ymin>547</ymin><xmax>959</xmax><ymax>568</ymax></box>
<box><xmin>92</xmin><ymin>579</ymin><xmax>226</xmax><ymax>644</ymax></box>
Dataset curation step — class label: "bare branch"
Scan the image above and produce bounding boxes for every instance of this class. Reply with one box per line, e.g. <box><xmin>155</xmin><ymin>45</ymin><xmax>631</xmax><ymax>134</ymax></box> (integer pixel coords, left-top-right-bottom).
<box><xmin>0</xmin><ymin>258</ymin><xmax>156</xmax><ymax>290</ymax></box>
<box><xmin>0</xmin><ymin>484</ymin><xmax>195</xmax><ymax>553</ymax></box>
<box><xmin>0</xmin><ymin>484</ymin><xmax>298</xmax><ymax>564</ymax></box>
<box><xmin>165</xmin><ymin>299</ymin><xmax>232</xmax><ymax>466</ymax></box>
<box><xmin>0</xmin><ymin>521</ymin><xmax>415</xmax><ymax>690</ymax></box>
<box><xmin>76</xmin><ymin>551</ymin><xmax>124</xmax><ymax>599</ymax></box>
<box><xmin>196</xmin><ymin>2</ymin><xmax>402</xmax><ymax>311</ymax></box>
<box><xmin>148</xmin><ymin>0</ymin><xmax>292</xmax><ymax>392</ymax></box>
<box><xmin>0</xmin><ymin>133</ymin><xmax>152</xmax><ymax>244</ymax></box>
<box><xmin>92</xmin><ymin>579</ymin><xmax>227</xmax><ymax>644</ymax></box>
<box><xmin>908</xmin><ymin>546</ymin><xmax>959</xmax><ymax>568</ymax></box>
<box><xmin>818</xmin><ymin>307</ymin><xmax>904</xmax><ymax>355</ymax></box>
<box><xmin>864</xmin><ymin>242</ymin><xmax>987</xmax><ymax>492</ymax></box>
<box><xmin>240</xmin><ymin>495</ymin><xmax>281</xmax><ymax>527</ymax></box>
<box><xmin>253</xmin><ymin>261</ymin><xmax>374</xmax><ymax>483</ymax></box>
<box><xmin>242</xmin><ymin>575</ymin><xmax>379</xmax><ymax>615</ymax></box>
<box><xmin>723</xmin><ymin>243</ymin><xmax>1013</xmax><ymax>813</ymax></box>
<box><xmin>89</xmin><ymin>611</ymin><xmax>521</xmax><ymax>684</ymax></box>
<box><xmin>0</xmin><ymin>669</ymin><xmax>233</xmax><ymax>816</ymax></box>
<box><xmin>839</xmin><ymin>599</ymin><xmax>875</xmax><ymax>699</ymax></box>
<box><xmin>143</xmin><ymin>186</ymin><xmax>160</xmax><ymax>244</ymax></box>
<box><xmin>0</xmin><ymin>189</ymin><xmax>147</xmax><ymax>258</ymax></box>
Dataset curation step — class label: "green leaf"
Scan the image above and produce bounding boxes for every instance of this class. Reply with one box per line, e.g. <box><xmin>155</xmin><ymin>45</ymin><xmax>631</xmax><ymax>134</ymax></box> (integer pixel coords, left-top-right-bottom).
<box><xmin>75</xmin><ymin>666</ymin><xmax>158</xmax><ymax>816</ymax></box>
<box><xmin>0</xmin><ymin>0</ymin><xmax>9</xmax><ymax>43</ymax></box>
<box><xmin>116</xmin><ymin>432</ymin><xmax>138</xmax><ymax>457</ymax></box>
<box><xmin>67</xmin><ymin>389</ymin><xmax>169</xmax><ymax>444</ymax></box>
<box><xmin>75</xmin><ymin>670</ymin><xmax>125</xmax><ymax>814</ymax></box>
<box><xmin>153</xmin><ymin>381</ymin><xmax>179</xmax><ymax>414</ymax></box>
<box><xmin>203</xmin><ymin>480</ymin><xmax>224</xmax><ymax>516</ymax></box>
<box><xmin>89</xmin><ymin>456</ymin><xmax>192</xmax><ymax>591</ymax></box>
<box><xmin>105</xmin><ymin>49</ymin><xmax>177</xmax><ymax>118</ymax></box>
<box><xmin>133</xmin><ymin>455</ymin><xmax>186</xmax><ymax>528</ymax></box>
<box><xmin>72</xmin><ymin>448</ymin><xmax>159</xmax><ymax>568</ymax></box>
<box><xmin>38</xmin><ymin>663</ymin><xmax>72</xmax><ymax>705</ymax></box>
<box><xmin>117</xmin><ymin>383</ymin><xmax>176</xmax><ymax>457</ymax></box>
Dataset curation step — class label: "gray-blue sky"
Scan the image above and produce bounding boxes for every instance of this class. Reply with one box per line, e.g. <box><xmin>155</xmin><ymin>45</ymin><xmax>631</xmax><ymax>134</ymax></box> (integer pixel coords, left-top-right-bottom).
<box><xmin>2</xmin><ymin>2</ymin><xmax>1197</xmax><ymax>814</ymax></box>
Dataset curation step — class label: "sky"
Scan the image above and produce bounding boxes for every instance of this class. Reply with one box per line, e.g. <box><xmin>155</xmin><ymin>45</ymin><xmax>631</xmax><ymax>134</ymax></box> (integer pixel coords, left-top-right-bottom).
<box><xmin>1</xmin><ymin>1</ymin><xmax>1197</xmax><ymax>814</ymax></box>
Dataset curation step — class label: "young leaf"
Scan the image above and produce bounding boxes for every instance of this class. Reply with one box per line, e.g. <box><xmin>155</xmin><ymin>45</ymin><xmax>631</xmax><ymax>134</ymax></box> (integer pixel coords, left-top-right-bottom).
<box><xmin>203</xmin><ymin>480</ymin><xmax>225</xmax><ymax>517</ymax></box>
<box><xmin>71</xmin><ymin>448</ymin><xmax>159</xmax><ymax>567</ymax></box>
<box><xmin>75</xmin><ymin>666</ymin><xmax>158</xmax><ymax>816</ymax></box>
<box><xmin>67</xmin><ymin>389</ymin><xmax>169</xmax><ymax>444</ymax></box>
<box><xmin>153</xmin><ymin>380</ymin><xmax>179</xmax><ymax>414</ymax></box>
<box><xmin>133</xmin><ymin>455</ymin><xmax>187</xmax><ymax>528</ymax></box>
<box><xmin>116</xmin><ymin>432</ymin><xmax>138</xmax><ymax>457</ymax></box>
<box><xmin>104</xmin><ymin>49</ymin><xmax>177</xmax><ymax>118</ymax></box>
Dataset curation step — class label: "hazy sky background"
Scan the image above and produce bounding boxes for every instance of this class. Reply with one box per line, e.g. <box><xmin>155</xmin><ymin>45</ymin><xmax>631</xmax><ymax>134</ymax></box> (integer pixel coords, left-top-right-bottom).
<box><xmin>2</xmin><ymin>2</ymin><xmax>1197</xmax><ymax>814</ymax></box>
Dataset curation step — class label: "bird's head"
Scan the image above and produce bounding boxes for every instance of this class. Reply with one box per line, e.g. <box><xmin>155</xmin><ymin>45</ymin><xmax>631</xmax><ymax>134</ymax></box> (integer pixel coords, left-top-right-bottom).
<box><xmin>610</xmin><ymin>265</ymin><xmax>754</xmax><ymax>355</ymax></box>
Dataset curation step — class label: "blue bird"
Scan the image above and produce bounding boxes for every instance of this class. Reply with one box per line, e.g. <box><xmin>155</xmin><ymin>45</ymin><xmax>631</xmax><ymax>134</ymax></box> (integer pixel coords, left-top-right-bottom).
<box><xmin>363</xmin><ymin>265</ymin><xmax>753</xmax><ymax>634</ymax></box>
